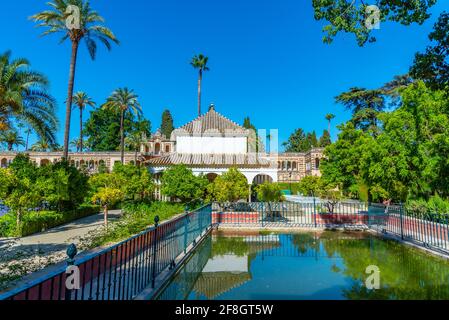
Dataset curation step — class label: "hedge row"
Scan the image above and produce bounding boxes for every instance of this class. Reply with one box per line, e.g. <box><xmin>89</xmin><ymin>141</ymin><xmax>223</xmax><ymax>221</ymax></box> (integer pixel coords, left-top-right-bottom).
<box><xmin>0</xmin><ymin>205</ymin><xmax>100</xmax><ymax>238</ymax></box>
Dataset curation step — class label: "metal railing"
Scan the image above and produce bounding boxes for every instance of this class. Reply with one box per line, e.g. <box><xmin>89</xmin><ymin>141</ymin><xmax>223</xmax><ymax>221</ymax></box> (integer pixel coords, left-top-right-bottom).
<box><xmin>368</xmin><ymin>203</ymin><xmax>449</xmax><ymax>254</ymax></box>
<box><xmin>212</xmin><ymin>201</ymin><xmax>369</xmax><ymax>228</ymax></box>
<box><xmin>0</xmin><ymin>204</ymin><xmax>212</xmax><ymax>301</ymax></box>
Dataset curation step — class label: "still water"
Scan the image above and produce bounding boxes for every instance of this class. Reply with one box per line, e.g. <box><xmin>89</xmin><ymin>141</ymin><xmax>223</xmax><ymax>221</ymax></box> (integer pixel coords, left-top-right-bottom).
<box><xmin>156</xmin><ymin>231</ymin><xmax>449</xmax><ymax>300</ymax></box>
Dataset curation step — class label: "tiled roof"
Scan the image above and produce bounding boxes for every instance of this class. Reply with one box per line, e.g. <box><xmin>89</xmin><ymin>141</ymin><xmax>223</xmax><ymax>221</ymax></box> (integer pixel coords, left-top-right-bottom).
<box><xmin>145</xmin><ymin>153</ymin><xmax>271</xmax><ymax>168</ymax></box>
<box><xmin>174</xmin><ymin>105</ymin><xmax>249</xmax><ymax>136</ymax></box>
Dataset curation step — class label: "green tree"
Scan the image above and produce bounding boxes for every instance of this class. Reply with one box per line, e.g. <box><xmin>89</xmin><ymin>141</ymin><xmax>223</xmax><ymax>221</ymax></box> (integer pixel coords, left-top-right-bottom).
<box><xmin>411</xmin><ymin>12</ymin><xmax>449</xmax><ymax>93</ymax></box>
<box><xmin>243</xmin><ymin>116</ymin><xmax>259</xmax><ymax>152</ymax></box>
<box><xmin>297</xmin><ymin>176</ymin><xmax>322</xmax><ymax>197</ymax></box>
<box><xmin>319</xmin><ymin>130</ymin><xmax>332</xmax><ymax>147</ymax></box>
<box><xmin>312</xmin><ymin>0</ymin><xmax>437</xmax><ymax>46</ymax></box>
<box><xmin>31</xmin><ymin>0</ymin><xmax>119</xmax><ymax>159</ymax></box>
<box><xmin>41</xmin><ymin>161</ymin><xmax>89</xmax><ymax>210</ymax></box>
<box><xmin>325</xmin><ymin>113</ymin><xmax>335</xmax><ymax>134</ymax></box>
<box><xmin>191</xmin><ymin>54</ymin><xmax>210</xmax><ymax>116</ymax></box>
<box><xmin>0</xmin><ymin>129</ymin><xmax>25</xmax><ymax>151</ymax></box>
<box><xmin>102</xmin><ymin>88</ymin><xmax>142</xmax><ymax>163</ymax></box>
<box><xmin>0</xmin><ymin>51</ymin><xmax>57</xmax><ymax>144</ymax></box>
<box><xmin>256</xmin><ymin>182</ymin><xmax>285</xmax><ymax>202</ymax></box>
<box><xmin>284</xmin><ymin>128</ymin><xmax>317</xmax><ymax>152</ymax></box>
<box><xmin>161</xmin><ymin>109</ymin><xmax>174</xmax><ymax>139</ymax></box>
<box><xmin>0</xmin><ymin>168</ymin><xmax>40</xmax><ymax>231</ymax></box>
<box><xmin>320</xmin><ymin>122</ymin><xmax>369</xmax><ymax>198</ymax></box>
<box><xmin>72</xmin><ymin>92</ymin><xmax>95</xmax><ymax>152</ymax></box>
<box><xmin>125</xmin><ymin>132</ymin><xmax>144</xmax><ymax>163</ymax></box>
<box><xmin>31</xmin><ymin>138</ymin><xmax>52</xmax><ymax>152</ymax></box>
<box><xmin>207</xmin><ymin>168</ymin><xmax>249</xmax><ymax>204</ymax></box>
<box><xmin>112</xmin><ymin>164</ymin><xmax>154</xmax><ymax>200</ymax></box>
<box><xmin>161</xmin><ymin>164</ymin><xmax>209</xmax><ymax>203</ymax></box>
<box><xmin>335</xmin><ymin>87</ymin><xmax>385</xmax><ymax>132</ymax></box>
<box><xmin>92</xmin><ymin>187</ymin><xmax>124</xmax><ymax>228</ymax></box>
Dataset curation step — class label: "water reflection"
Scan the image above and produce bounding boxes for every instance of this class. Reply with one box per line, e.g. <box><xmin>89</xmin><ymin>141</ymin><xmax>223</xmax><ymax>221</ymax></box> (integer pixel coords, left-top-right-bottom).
<box><xmin>156</xmin><ymin>231</ymin><xmax>449</xmax><ymax>300</ymax></box>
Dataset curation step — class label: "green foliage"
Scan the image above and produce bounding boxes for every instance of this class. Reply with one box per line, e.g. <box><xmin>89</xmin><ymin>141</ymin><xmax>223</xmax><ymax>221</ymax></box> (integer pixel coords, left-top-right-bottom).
<box><xmin>0</xmin><ymin>51</ymin><xmax>58</xmax><ymax>144</ymax></box>
<box><xmin>0</xmin><ymin>154</ymin><xmax>90</xmax><ymax>234</ymax></box>
<box><xmin>207</xmin><ymin>167</ymin><xmax>249</xmax><ymax>203</ymax></box>
<box><xmin>161</xmin><ymin>109</ymin><xmax>174</xmax><ymax>138</ymax></box>
<box><xmin>0</xmin><ymin>205</ymin><xmax>99</xmax><ymax>237</ymax></box>
<box><xmin>161</xmin><ymin>165</ymin><xmax>209</xmax><ymax>203</ymax></box>
<box><xmin>297</xmin><ymin>176</ymin><xmax>322</xmax><ymax>196</ymax></box>
<box><xmin>91</xmin><ymin>187</ymin><xmax>124</xmax><ymax>209</ymax></box>
<box><xmin>335</xmin><ymin>87</ymin><xmax>385</xmax><ymax>132</ymax></box>
<box><xmin>31</xmin><ymin>0</ymin><xmax>119</xmax><ymax>60</ymax></box>
<box><xmin>322</xmin><ymin>81</ymin><xmax>449</xmax><ymax>202</ymax></box>
<box><xmin>84</xmin><ymin>202</ymin><xmax>184</xmax><ymax>247</ymax></box>
<box><xmin>112</xmin><ymin>164</ymin><xmax>155</xmax><ymax>200</ymax></box>
<box><xmin>312</xmin><ymin>0</ymin><xmax>437</xmax><ymax>46</ymax></box>
<box><xmin>84</xmin><ymin>107</ymin><xmax>150</xmax><ymax>152</ymax></box>
<box><xmin>411</xmin><ymin>12</ymin><xmax>449</xmax><ymax>92</ymax></box>
<box><xmin>319</xmin><ymin>130</ymin><xmax>331</xmax><ymax>147</ymax></box>
<box><xmin>283</xmin><ymin>128</ymin><xmax>319</xmax><ymax>152</ymax></box>
<box><xmin>255</xmin><ymin>182</ymin><xmax>285</xmax><ymax>202</ymax></box>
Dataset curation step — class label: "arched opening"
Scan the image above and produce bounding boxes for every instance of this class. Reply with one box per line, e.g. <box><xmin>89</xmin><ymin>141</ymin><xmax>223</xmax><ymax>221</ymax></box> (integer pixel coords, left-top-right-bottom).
<box><xmin>292</xmin><ymin>161</ymin><xmax>297</xmax><ymax>171</ymax></box>
<box><xmin>165</xmin><ymin>145</ymin><xmax>170</xmax><ymax>153</ymax></box>
<box><xmin>145</xmin><ymin>145</ymin><xmax>150</xmax><ymax>153</ymax></box>
<box><xmin>315</xmin><ymin>158</ymin><xmax>320</xmax><ymax>170</ymax></box>
<box><xmin>287</xmin><ymin>161</ymin><xmax>291</xmax><ymax>171</ymax></box>
<box><xmin>40</xmin><ymin>159</ymin><xmax>50</xmax><ymax>166</ymax></box>
<box><xmin>1</xmin><ymin>158</ymin><xmax>7</xmax><ymax>168</ymax></box>
<box><xmin>251</xmin><ymin>174</ymin><xmax>274</xmax><ymax>202</ymax></box>
<box><xmin>155</xmin><ymin>143</ymin><xmax>161</xmax><ymax>155</ymax></box>
<box><xmin>206</xmin><ymin>173</ymin><xmax>219</xmax><ymax>183</ymax></box>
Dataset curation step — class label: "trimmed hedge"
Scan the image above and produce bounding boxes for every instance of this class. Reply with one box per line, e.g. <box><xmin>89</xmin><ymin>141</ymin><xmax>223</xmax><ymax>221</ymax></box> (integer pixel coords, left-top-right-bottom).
<box><xmin>0</xmin><ymin>205</ymin><xmax>100</xmax><ymax>237</ymax></box>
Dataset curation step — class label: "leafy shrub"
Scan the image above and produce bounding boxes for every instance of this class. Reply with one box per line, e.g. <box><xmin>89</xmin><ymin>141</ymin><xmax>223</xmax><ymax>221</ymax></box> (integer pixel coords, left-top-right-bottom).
<box><xmin>0</xmin><ymin>213</ymin><xmax>16</xmax><ymax>237</ymax></box>
<box><xmin>0</xmin><ymin>205</ymin><xmax>100</xmax><ymax>237</ymax></box>
<box><xmin>86</xmin><ymin>202</ymin><xmax>185</xmax><ymax>247</ymax></box>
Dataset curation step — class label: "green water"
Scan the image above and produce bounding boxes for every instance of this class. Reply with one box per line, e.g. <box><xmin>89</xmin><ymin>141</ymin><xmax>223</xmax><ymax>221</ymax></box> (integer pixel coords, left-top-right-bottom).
<box><xmin>156</xmin><ymin>231</ymin><xmax>449</xmax><ymax>300</ymax></box>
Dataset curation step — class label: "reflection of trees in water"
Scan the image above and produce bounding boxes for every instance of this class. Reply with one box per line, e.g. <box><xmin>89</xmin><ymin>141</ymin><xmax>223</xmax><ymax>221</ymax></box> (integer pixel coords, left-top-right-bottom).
<box><xmin>321</xmin><ymin>236</ymin><xmax>449</xmax><ymax>300</ymax></box>
<box><xmin>291</xmin><ymin>233</ymin><xmax>320</xmax><ymax>255</ymax></box>
<box><xmin>156</xmin><ymin>236</ymin><xmax>212</xmax><ymax>300</ymax></box>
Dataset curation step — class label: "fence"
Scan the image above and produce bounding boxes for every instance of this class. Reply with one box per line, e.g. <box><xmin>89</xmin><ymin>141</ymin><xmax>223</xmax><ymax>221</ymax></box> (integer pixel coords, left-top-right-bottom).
<box><xmin>0</xmin><ymin>204</ymin><xmax>212</xmax><ymax>301</ymax></box>
<box><xmin>212</xmin><ymin>201</ymin><xmax>369</xmax><ymax>228</ymax></box>
<box><xmin>368</xmin><ymin>203</ymin><xmax>449</xmax><ymax>254</ymax></box>
<box><xmin>212</xmin><ymin>201</ymin><xmax>449</xmax><ymax>255</ymax></box>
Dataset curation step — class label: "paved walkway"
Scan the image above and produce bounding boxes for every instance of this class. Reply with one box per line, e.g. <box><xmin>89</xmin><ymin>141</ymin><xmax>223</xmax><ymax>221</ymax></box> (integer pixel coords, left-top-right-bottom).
<box><xmin>0</xmin><ymin>210</ymin><xmax>122</xmax><ymax>293</ymax></box>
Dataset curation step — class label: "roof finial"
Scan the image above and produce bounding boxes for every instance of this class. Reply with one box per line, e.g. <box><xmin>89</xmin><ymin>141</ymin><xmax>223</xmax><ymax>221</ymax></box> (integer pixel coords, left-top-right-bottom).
<box><xmin>208</xmin><ymin>103</ymin><xmax>215</xmax><ymax>111</ymax></box>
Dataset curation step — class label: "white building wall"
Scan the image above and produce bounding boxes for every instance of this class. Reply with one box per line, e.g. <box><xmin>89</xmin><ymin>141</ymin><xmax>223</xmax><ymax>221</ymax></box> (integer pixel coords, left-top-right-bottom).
<box><xmin>176</xmin><ymin>136</ymin><xmax>247</xmax><ymax>154</ymax></box>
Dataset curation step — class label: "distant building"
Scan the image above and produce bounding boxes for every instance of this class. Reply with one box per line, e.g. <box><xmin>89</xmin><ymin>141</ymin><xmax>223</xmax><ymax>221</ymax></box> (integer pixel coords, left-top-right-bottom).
<box><xmin>0</xmin><ymin>105</ymin><xmax>324</xmax><ymax>186</ymax></box>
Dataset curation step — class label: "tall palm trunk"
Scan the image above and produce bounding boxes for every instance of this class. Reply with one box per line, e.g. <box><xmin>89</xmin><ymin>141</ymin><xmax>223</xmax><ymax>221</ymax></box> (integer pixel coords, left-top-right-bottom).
<box><xmin>79</xmin><ymin>108</ymin><xmax>83</xmax><ymax>152</ymax></box>
<box><xmin>25</xmin><ymin>131</ymin><xmax>30</xmax><ymax>151</ymax></box>
<box><xmin>8</xmin><ymin>143</ymin><xmax>13</xmax><ymax>151</ymax></box>
<box><xmin>197</xmin><ymin>70</ymin><xmax>202</xmax><ymax>117</ymax></box>
<box><xmin>120</xmin><ymin>109</ymin><xmax>125</xmax><ymax>164</ymax></box>
<box><xmin>328</xmin><ymin>120</ymin><xmax>331</xmax><ymax>134</ymax></box>
<box><xmin>63</xmin><ymin>41</ymin><xmax>80</xmax><ymax>160</ymax></box>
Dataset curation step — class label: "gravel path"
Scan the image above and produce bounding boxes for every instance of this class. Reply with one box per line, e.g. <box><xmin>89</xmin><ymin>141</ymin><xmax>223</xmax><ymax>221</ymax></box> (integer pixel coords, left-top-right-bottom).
<box><xmin>0</xmin><ymin>210</ymin><xmax>122</xmax><ymax>293</ymax></box>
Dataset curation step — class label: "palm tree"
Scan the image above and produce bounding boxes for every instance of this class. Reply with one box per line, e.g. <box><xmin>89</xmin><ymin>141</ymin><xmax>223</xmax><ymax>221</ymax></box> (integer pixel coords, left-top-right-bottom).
<box><xmin>0</xmin><ymin>51</ymin><xmax>58</xmax><ymax>144</ymax></box>
<box><xmin>125</xmin><ymin>132</ymin><xmax>145</xmax><ymax>163</ymax></box>
<box><xmin>31</xmin><ymin>138</ymin><xmax>51</xmax><ymax>152</ymax></box>
<box><xmin>0</xmin><ymin>130</ymin><xmax>25</xmax><ymax>151</ymax></box>
<box><xmin>325</xmin><ymin>113</ymin><xmax>336</xmax><ymax>135</ymax></box>
<box><xmin>70</xmin><ymin>138</ymin><xmax>82</xmax><ymax>152</ymax></box>
<box><xmin>24</xmin><ymin>128</ymin><xmax>32</xmax><ymax>151</ymax></box>
<box><xmin>190</xmin><ymin>54</ymin><xmax>210</xmax><ymax>116</ymax></box>
<box><xmin>31</xmin><ymin>0</ymin><xmax>119</xmax><ymax>159</ymax></box>
<box><xmin>102</xmin><ymin>88</ymin><xmax>142</xmax><ymax>163</ymax></box>
<box><xmin>72</xmin><ymin>92</ymin><xmax>95</xmax><ymax>152</ymax></box>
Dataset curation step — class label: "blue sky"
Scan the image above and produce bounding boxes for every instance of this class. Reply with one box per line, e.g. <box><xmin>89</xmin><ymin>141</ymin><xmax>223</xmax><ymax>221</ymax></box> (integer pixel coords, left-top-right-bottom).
<box><xmin>1</xmin><ymin>0</ymin><xmax>447</xmax><ymax>149</ymax></box>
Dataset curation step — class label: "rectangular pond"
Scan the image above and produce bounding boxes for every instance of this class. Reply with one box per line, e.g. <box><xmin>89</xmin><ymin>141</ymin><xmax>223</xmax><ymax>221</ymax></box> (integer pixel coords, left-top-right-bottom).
<box><xmin>155</xmin><ymin>230</ymin><xmax>449</xmax><ymax>300</ymax></box>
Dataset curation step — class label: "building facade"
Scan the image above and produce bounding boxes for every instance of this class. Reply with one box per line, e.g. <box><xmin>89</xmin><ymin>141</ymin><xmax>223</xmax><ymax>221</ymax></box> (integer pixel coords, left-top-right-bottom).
<box><xmin>0</xmin><ymin>105</ymin><xmax>324</xmax><ymax>183</ymax></box>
